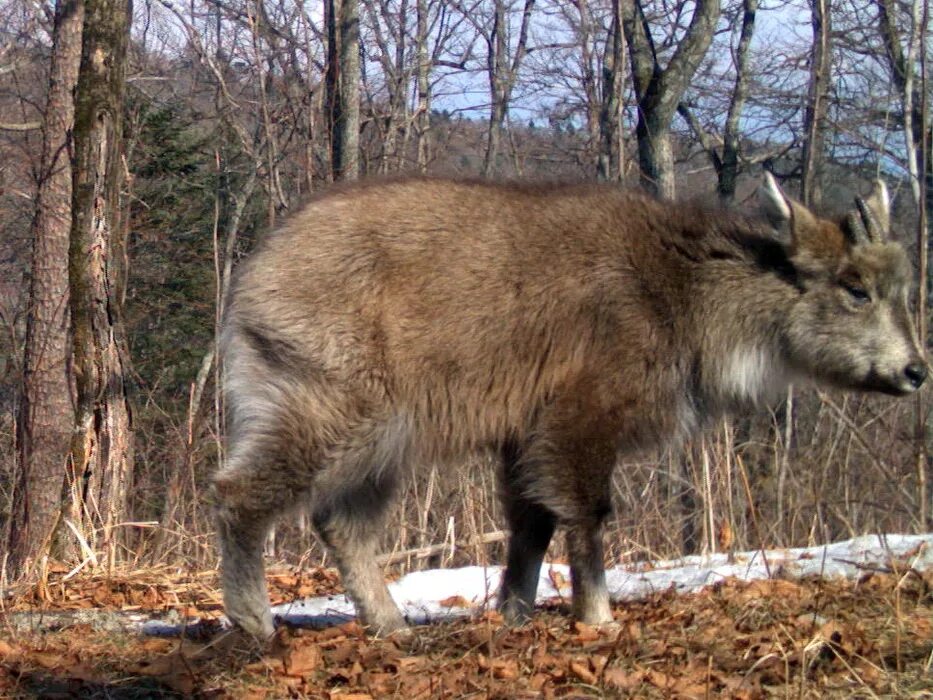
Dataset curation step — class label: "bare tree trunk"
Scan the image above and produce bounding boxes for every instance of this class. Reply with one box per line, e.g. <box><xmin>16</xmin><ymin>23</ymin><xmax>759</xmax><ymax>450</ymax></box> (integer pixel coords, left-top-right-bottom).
<box><xmin>719</xmin><ymin>0</ymin><xmax>757</xmax><ymax>202</ymax></box>
<box><xmin>598</xmin><ymin>0</ymin><xmax>625</xmax><ymax>182</ymax></box>
<box><xmin>800</xmin><ymin>0</ymin><xmax>831</xmax><ymax>207</ymax></box>
<box><xmin>392</xmin><ymin>0</ymin><xmax>410</xmax><ymax>172</ymax></box>
<box><xmin>622</xmin><ymin>0</ymin><xmax>720</xmax><ymax>199</ymax></box>
<box><xmin>575</xmin><ymin>0</ymin><xmax>601</xmax><ymax>172</ymax></box>
<box><xmin>325</xmin><ymin>0</ymin><xmax>337</xmax><ymax>182</ymax></box>
<box><xmin>298</xmin><ymin>6</ymin><xmax>321</xmax><ymax>191</ymax></box>
<box><xmin>415</xmin><ymin>0</ymin><xmax>432</xmax><ymax>173</ymax></box>
<box><xmin>635</xmin><ymin>114</ymin><xmax>676</xmax><ymax>198</ymax></box>
<box><xmin>877</xmin><ymin>0</ymin><xmax>930</xmax><ymax>214</ymax></box>
<box><xmin>483</xmin><ymin>0</ymin><xmax>535</xmax><ymax>177</ymax></box>
<box><xmin>248</xmin><ymin>4</ymin><xmax>288</xmax><ymax>226</ymax></box>
<box><xmin>484</xmin><ymin>0</ymin><xmax>508</xmax><ymax>176</ymax></box>
<box><xmin>6</xmin><ymin>0</ymin><xmax>84</xmax><ymax>576</ymax></box>
<box><xmin>677</xmin><ymin>0</ymin><xmax>757</xmax><ymax>203</ymax></box>
<box><xmin>485</xmin><ymin>105</ymin><xmax>506</xmax><ymax>176</ymax></box>
<box><xmin>911</xmin><ymin>0</ymin><xmax>930</xmax><ymax>531</ymax></box>
<box><xmin>327</xmin><ymin>0</ymin><xmax>361</xmax><ymax>181</ymax></box>
<box><xmin>67</xmin><ymin>0</ymin><xmax>133</xmax><ymax>565</ymax></box>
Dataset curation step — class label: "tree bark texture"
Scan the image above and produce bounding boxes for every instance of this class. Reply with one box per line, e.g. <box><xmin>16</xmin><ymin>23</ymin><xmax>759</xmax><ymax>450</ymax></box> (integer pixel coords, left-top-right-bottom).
<box><xmin>622</xmin><ymin>0</ymin><xmax>721</xmax><ymax>199</ymax></box>
<box><xmin>7</xmin><ymin>0</ymin><xmax>84</xmax><ymax>577</ymax></box>
<box><xmin>718</xmin><ymin>0</ymin><xmax>757</xmax><ymax>202</ymax></box>
<box><xmin>67</xmin><ymin>0</ymin><xmax>134</xmax><ymax>563</ymax></box>
<box><xmin>677</xmin><ymin>0</ymin><xmax>760</xmax><ymax>203</ymax></box>
<box><xmin>327</xmin><ymin>0</ymin><xmax>361</xmax><ymax>181</ymax></box>
<box><xmin>598</xmin><ymin>0</ymin><xmax>626</xmax><ymax>182</ymax></box>
<box><xmin>800</xmin><ymin>0</ymin><xmax>831</xmax><ymax>207</ymax></box>
<box><xmin>415</xmin><ymin>0</ymin><xmax>432</xmax><ymax>173</ymax></box>
<box><xmin>483</xmin><ymin>0</ymin><xmax>535</xmax><ymax>176</ymax></box>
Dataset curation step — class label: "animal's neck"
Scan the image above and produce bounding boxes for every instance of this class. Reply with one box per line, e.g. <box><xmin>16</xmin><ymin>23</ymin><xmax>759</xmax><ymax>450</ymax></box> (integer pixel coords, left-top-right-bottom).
<box><xmin>712</xmin><ymin>343</ymin><xmax>790</xmax><ymax>408</ymax></box>
<box><xmin>692</xmin><ymin>275</ymin><xmax>795</xmax><ymax>413</ymax></box>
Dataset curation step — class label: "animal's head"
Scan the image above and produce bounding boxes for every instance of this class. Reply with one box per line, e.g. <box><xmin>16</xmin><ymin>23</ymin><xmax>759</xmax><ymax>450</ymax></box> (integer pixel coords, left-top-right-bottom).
<box><xmin>759</xmin><ymin>173</ymin><xmax>927</xmax><ymax>396</ymax></box>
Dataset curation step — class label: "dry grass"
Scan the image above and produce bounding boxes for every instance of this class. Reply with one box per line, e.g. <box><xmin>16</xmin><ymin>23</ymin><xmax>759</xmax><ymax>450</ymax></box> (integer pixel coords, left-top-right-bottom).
<box><xmin>124</xmin><ymin>387</ymin><xmax>931</xmax><ymax>577</ymax></box>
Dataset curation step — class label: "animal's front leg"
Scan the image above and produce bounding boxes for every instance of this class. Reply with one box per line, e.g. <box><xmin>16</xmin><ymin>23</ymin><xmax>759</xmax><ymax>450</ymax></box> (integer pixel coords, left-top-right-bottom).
<box><xmin>497</xmin><ymin>440</ymin><xmax>558</xmax><ymax>623</ymax></box>
<box><xmin>525</xmin><ymin>421</ymin><xmax>617</xmax><ymax>624</ymax></box>
<box><xmin>566</xmin><ymin>520</ymin><xmax>613</xmax><ymax>624</ymax></box>
<box><xmin>521</xmin><ymin>387</ymin><xmax>619</xmax><ymax>626</ymax></box>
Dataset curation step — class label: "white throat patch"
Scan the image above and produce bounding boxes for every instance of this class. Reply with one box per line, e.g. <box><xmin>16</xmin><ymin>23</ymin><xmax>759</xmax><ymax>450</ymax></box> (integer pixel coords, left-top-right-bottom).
<box><xmin>720</xmin><ymin>345</ymin><xmax>786</xmax><ymax>404</ymax></box>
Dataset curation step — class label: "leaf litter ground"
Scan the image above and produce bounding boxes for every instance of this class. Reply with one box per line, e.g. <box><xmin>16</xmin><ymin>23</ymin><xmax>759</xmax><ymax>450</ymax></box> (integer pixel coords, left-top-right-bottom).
<box><xmin>2</xmin><ymin>549</ymin><xmax>933</xmax><ymax>698</ymax></box>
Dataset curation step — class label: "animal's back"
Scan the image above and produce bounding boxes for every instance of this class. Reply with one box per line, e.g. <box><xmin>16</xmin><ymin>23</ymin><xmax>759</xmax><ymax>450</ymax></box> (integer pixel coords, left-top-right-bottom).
<box><xmin>225</xmin><ymin>179</ymin><xmax>676</xmax><ymax>450</ymax></box>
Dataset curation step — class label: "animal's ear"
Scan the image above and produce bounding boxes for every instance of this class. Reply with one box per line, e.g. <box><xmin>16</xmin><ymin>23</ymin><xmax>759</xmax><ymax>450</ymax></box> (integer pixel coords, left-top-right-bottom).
<box><xmin>845</xmin><ymin>180</ymin><xmax>890</xmax><ymax>245</ymax></box>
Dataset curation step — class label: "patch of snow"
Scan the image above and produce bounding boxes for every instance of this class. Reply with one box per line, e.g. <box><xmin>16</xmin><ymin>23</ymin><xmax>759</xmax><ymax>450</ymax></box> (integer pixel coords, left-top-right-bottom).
<box><xmin>144</xmin><ymin>533</ymin><xmax>933</xmax><ymax>635</ymax></box>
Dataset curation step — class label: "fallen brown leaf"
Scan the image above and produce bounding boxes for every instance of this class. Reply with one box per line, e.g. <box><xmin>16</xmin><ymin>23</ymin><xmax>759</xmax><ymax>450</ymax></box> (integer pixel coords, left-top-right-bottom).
<box><xmin>491</xmin><ymin>657</ymin><xmax>519</xmax><ymax>680</ymax></box>
<box><xmin>548</xmin><ymin>568</ymin><xmax>569</xmax><ymax>592</ymax></box>
<box><xmin>284</xmin><ymin>642</ymin><xmax>323</xmax><ymax>676</ymax></box>
<box><xmin>0</xmin><ymin>639</ymin><xmax>19</xmax><ymax>659</ymax></box>
<box><xmin>603</xmin><ymin>667</ymin><xmax>644</xmax><ymax>690</ymax></box>
<box><xmin>571</xmin><ymin>621</ymin><xmax>600</xmax><ymax>642</ymax></box>
<box><xmin>438</xmin><ymin>595</ymin><xmax>471</xmax><ymax>608</ymax></box>
<box><xmin>569</xmin><ymin>658</ymin><xmax>597</xmax><ymax>684</ymax></box>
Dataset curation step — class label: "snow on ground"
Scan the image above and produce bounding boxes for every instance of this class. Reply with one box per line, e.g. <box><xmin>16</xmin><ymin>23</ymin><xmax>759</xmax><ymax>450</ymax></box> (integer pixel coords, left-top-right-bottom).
<box><xmin>144</xmin><ymin>533</ymin><xmax>933</xmax><ymax>634</ymax></box>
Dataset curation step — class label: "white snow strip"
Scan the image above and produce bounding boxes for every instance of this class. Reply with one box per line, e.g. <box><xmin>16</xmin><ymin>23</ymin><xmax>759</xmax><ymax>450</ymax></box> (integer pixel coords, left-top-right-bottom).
<box><xmin>142</xmin><ymin>533</ymin><xmax>933</xmax><ymax>635</ymax></box>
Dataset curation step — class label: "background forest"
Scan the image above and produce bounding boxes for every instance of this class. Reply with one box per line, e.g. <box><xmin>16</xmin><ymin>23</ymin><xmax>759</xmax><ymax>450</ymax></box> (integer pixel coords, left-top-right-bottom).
<box><xmin>0</xmin><ymin>0</ymin><xmax>931</xmax><ymax>585</ymax></box>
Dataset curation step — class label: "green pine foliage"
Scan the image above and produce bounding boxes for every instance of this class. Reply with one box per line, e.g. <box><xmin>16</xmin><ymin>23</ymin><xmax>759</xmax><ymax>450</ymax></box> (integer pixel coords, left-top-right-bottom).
<box><xmin>127</xmin><ymin>98</ymin><xmax>216</xmax><ymax>401</ymax></box>
<box><xmin>124</xmin><ymin>91</ymin><xmax>264</xmax><ymax>523</ymax></box>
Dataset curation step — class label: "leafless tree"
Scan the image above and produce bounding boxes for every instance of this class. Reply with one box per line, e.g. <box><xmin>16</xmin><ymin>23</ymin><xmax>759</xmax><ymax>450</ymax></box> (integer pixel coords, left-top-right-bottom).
<box><xmin>415</xmin><ymin>0</ymin><xmax>432</xmax><ymax>171</ymax></box>
<box><xmin>327</xmin><ymin>0</ymin><xmax>361</xmax><ymax>180</ymax></box>
<box><xmin>362</xmin><ymin>0</ymin><xmax>414</xmax><ymax>172</ymax></box>
<box><xmin>598</xmin><ymin>0</ymin><xmax>625</xmax><ymax>181</ymax></box>
<box><xmin>677</xmin><ymin>0</ymin><xmax>757</xmax><ymax>202</ymax></box>
<box><xmin>800</xmin><ymin>0</ymin><xmax>832</xmax><ymax>206</ymax></box>
<box><xmin>6</xmin><ymin>0</ymin><xmax>83</xmax><ymax>577</ymax></box>
<box><xmin>67</xmin><ymin>0</ymin><xmax>134</xmax><ymax>564</ymax></box>
<box><xmin>622</xmin><ymin>0</ymin><xmax>720</xmax><ymax>198</ymax></box>
<box><xmin>475</xmin><ymin>0</ymin><xmax>536</xmax><ymax>176</ymax></box>
<box><xmin>717</xmin><ymin>0</ymin><xmax>755</xmax><ymax>201</ymax></box>
<box><xmin>532</xmin><ymin>0</ymin><xmax>627</xmax><ymax>179</ymax></box>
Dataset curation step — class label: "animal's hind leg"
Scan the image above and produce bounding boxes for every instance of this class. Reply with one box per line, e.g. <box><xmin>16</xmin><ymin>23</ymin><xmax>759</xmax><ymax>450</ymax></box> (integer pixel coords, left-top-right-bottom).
<box><xmin>498</xmin><ymin>441</ymin><xmax>557</xmax><ymax>624</ymax></box>
<box><xmin>214</xmin><ymin>435</ymin><xmax>306</xmax><ymax>639</ymax></box>
<box><xmin>311</xmin><ymin>417</ymin><xmax>410</xmax><ymax>635</ymax></box>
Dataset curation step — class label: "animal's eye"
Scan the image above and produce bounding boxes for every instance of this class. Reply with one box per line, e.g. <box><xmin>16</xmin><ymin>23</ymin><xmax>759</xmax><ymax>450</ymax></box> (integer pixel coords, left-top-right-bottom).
<box><xmin>842</xmin><ymin>282</ymin><xmax>871</xmax><ymax>304</ymax></box>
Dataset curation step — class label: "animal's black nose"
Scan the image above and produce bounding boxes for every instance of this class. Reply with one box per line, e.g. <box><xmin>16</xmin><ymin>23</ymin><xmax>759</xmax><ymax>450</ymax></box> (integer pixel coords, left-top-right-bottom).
<box><xmin>905</xmin><ymin>362</ymin><xmax>928</xmax><ymax>389</ymax></box>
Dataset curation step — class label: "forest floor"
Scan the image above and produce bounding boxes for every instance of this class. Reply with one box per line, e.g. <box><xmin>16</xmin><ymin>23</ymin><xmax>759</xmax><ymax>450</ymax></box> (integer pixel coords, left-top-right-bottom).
<box><xmin>1</xmin><ymin>559</ymin><xmax>932</xmax><ymax>699</ymax></box>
